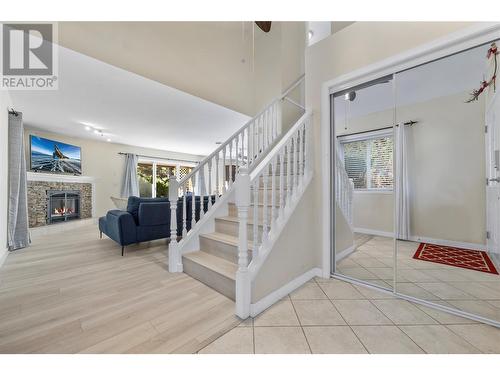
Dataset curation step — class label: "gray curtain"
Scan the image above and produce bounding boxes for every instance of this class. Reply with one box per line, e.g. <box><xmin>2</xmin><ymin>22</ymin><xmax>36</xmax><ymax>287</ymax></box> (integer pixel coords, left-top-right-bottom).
<box><xmin>120</xmin><ymin>153</ymin><xmax>139</xmax><ymax>198</ymax></box>
<box><xmin>8</xmin><ymin>112</ymin><xmax>30</xmax><ymax>251</ymax></box>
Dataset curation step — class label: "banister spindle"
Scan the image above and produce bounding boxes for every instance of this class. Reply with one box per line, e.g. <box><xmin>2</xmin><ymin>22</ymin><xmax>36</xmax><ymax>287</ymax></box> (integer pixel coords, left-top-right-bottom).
<box><xmin>182</xmin><ymin>184</ymin><xmax>187</xmax><ymax>237</ymax></box>
<box><xmin>215</xmin><ymin>153</ymin><xmax>220</xmax><ymax>203</ymax></box>
<box><xmin>286</xmin><ymin>140</ymin><xmax>292</xmax><ymax>204</ymax></box>
<box><xmin>262</xmin><ymin>167</ymin><xmax>269</xmax><ymax>243</ymax></box>
<box><xmin>208</xmin><ymin>159</ymin><xmax>213</xmax><ymax>209</ymax></box>
<box><xmin>199</xmin><ymin>165</ymin><xmax>205</xmax><ymax>219</ymax></box>
<box><xmin>229</xmin><ymin>141</ymin><xmax>233</xmax><ymax>187</ymax></box>
<box><xmin>235</xmin><ymin>133</ymin><xmax>240</xmax><ymax>171</ymax></box>
<box><xmin>222</xmin><ymin>147</ymin><xmax>227</xmax><ymax>193</ymax></box>
<box><xmin>271</xmin><ymin>156</ymin><xmax>277</xmax><ymax>227</ymax></box>
<box><xmin>253</xmin><ymin>179</ymin><xmax>259</xmax><ymax>256</ymax></box>
<box><xmin>293</xmin><ymin>132</ymin><xmax>298</xmax><ymax>190</ymax></box>
<box><xmin>191</xmin><ymin>175</ymin><xmax>196</xmax><ymax>230</ymax></box>
<box><xmin>279</xmin><ymin>148</ymin><xmax>285</xmax><ymax>217</ymax></box>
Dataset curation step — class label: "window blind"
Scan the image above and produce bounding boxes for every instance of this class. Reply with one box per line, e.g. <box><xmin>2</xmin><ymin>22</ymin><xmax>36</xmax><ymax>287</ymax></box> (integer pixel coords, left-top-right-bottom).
<box><xmin>342</xmin><ymin>136</ymin><xmax>393</xmax><ymax>189</ymax></box>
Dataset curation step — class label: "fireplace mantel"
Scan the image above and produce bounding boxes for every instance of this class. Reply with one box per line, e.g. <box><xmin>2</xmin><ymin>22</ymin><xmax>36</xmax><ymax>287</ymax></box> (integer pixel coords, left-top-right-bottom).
<box><xmin>27</xmin><ymin>172</ymin><xmax>96</xmax><ymax>183</ymax></box>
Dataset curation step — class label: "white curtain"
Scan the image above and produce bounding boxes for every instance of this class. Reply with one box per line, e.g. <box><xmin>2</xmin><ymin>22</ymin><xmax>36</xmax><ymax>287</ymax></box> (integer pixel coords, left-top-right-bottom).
<box><xmin>395</xmin><ymin>124</ymin><xmax>410</xmax><ymax>240</ymax></box>
<box><xmin>8</xmin><ymin>112</ymin><xmax>30</xmax><ymax>251</ymax></box>
<box><xmin>120</xmin><ymin>153</ymin><xmax>139</xmax><ymax>198</ymax></box>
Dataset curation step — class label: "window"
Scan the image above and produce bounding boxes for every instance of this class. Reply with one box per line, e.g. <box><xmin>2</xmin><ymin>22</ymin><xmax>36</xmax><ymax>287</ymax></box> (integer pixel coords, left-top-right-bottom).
<box><xmin>137</xmin><ymin>160</ymin><xmax>194</xmax><ymax>198</ymax></box>
<box><xmin>341</xmin><ymin>134</ymin><xmax>393</xmax><ymax>190</ymax></box>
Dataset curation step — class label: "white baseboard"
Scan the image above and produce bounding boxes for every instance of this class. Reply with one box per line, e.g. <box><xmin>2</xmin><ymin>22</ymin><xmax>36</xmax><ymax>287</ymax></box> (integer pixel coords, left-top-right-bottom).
<box><xmin>249</xmin><ymin>267</ymin><xmax>322</xmax><ymax>317</ymax></box>
<box><xmin>409</xmin><ymin>235</ymin><xmax>486</xmax><ymax>251</ymax></box>
<box><xmin>0</xmin><ymin>248</ymin><xmax>8</xmax><ymax>268</ymax></box>
<box><xmin>353</xmin><ymin>227</ymin><xmax>393</xmax><ymax>238</ymax></box>
<box><xmin>336</xmin><ymin>244</ymin><xmax>356</xmax><ymax>262</ymax></box>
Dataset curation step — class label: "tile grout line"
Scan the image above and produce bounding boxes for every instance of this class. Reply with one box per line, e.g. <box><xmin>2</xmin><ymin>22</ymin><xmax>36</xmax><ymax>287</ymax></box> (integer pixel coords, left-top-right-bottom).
<box><xmin>289</xmin><ymin>294</ymin><xmax>313</xmax><ymax>354</ymax></box>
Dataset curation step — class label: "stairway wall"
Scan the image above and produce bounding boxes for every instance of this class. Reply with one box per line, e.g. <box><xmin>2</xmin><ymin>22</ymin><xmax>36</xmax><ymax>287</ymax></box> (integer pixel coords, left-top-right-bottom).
<box><xmin>251</xmin><ymin>180</ymin><xmax>319</xmax><ymax>303</ymax></box>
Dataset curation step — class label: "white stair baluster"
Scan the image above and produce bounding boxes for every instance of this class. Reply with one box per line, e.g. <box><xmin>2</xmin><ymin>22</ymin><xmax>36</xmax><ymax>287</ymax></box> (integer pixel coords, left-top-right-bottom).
<box><xmin>293</xmin><ymin>132</ymin><xmax>298</xmax><ymax>190</ymax></box>
<box><xmin>222</xmin><ymin>147</ymin><xmax>227</xmax><ymax>193</ymax></box>
<box><xmin>253</xmin><ymin>180</ymin><xmax>259</xmax><ymax>257</ymax></box>
<box><xmin>191</xmin><ymin>175</ymin><xmax>196</xmax><ymax>230</ymax></box>
<box><xmin>215</xmin><ymin>153</ymin><xmax>220</xmax><ymax>202</ymax></box>
<box><xmin>262</xmin><ymin>167</ymin><xmax>269</xmax><ymax>243</ymax></box>
<box><xmin>279</xmin><ymin>148</ymin><xmax>285</xmax><ymax>217</ymax></box>
<box><xmin>271</xmin><ymin>156</ymin><xmax>277</xmax><ymax>227</ymax></box>
<box><xmin>182</xmin><ymin>184</ymin><xmax>187</xmax><ymax>237</ymax></box>
<box><xmin>286</xmin><ymin>141</ymin><xmax>292</xmax><ymax>205</ymax></box>
<box><xmin>208</xmin><ymin>159</ymin><xmax>213</xmax><ymax>209</ymax></box>
<box><xmin>229</xmin><ymin>141</ymin><xmax>233</xmax><ymax>187</ymax></box>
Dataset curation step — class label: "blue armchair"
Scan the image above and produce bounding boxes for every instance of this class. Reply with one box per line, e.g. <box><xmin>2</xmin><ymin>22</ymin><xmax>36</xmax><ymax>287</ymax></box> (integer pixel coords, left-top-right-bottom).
<box><xmin>98</xmin><ymin>195</ymin><xmax>214</xmax><ymax>256</ymax></box>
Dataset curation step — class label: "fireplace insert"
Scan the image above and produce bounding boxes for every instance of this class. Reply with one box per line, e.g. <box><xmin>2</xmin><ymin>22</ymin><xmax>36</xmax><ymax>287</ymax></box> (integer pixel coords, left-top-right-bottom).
<box><xmin>47</xmin><ymin>190</ymin><xmax>81</xmax><ymax>224</ymax></box>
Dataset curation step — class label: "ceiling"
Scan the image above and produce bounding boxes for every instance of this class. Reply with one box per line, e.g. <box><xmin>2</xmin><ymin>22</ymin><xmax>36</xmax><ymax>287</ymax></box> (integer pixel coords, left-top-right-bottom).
<box><xmin>9</xmin><ymin>43</ymin><xmax>250</xmax><ymax>156</ymax></box>
<box><xmin>334</xmin><ymin>40</ymin><xmax>494</xmax><ymax>123</ymax></box>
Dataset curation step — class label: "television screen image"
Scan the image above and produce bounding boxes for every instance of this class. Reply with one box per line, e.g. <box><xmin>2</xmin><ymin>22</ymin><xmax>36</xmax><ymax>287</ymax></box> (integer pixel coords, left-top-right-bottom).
<box><xmin>30</xmin><ymin>136</ymin><xmax>82</xmax><ymax>175</ymax></box>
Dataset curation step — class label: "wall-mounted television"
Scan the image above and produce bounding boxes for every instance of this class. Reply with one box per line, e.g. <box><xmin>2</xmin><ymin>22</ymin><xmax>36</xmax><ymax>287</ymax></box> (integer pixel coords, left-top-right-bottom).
<box><xmin>30</xmin><ymin>135</ymin><xmax>82</xmax><ymax>175</ymax></box>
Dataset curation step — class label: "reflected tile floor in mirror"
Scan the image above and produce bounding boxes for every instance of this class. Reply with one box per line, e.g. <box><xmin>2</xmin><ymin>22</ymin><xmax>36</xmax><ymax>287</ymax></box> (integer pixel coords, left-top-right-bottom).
<box><xmin>336</xmin><ymin>234</ymin><xmax>500</xmax><ymax>323</ymax></box>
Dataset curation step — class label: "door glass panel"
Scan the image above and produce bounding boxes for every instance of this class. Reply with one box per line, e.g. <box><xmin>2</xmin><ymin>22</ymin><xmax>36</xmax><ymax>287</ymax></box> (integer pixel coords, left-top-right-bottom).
<box><xmin>137</xmin><ymin>162</ymin><xmax>153</xmax><ymax>197</ymax></box>
<box><xmin>156</xmin><ymin>164</ymin><xmax>176</xmax><ymax>198</ymax></box>
<box><xmin>394</xmin><ymin>40</ymin><xmax>500</xmax><ymax>324</ymax></box>
<box><xmin>333</xmin><ymin>76</ymin><xmax>396</xmax><ymax>291</ymax></box>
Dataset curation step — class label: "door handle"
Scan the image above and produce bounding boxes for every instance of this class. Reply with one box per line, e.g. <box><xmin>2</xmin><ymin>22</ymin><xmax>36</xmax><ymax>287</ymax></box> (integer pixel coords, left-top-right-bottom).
<box><xmin>489</xmin><ymin>178</ymin><xmax>500</xmax><ymax>183</ymax></box>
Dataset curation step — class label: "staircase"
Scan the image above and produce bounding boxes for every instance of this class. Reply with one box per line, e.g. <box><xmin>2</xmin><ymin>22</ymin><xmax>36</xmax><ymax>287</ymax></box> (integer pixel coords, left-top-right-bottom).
<box><xmin>166</xmin><ymin>76</ymin><xmax>313</xmax><ymax>318</ymax></box>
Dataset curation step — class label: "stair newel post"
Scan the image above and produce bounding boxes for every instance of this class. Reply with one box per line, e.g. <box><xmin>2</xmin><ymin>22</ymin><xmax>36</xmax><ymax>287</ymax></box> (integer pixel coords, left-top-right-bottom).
<box><xmin>168</xmin><ymin>174</ymin><xmax>182</xmax><ymax>272</ymax></box>
<box><xmin>235</xmin><ymin>167</ymin><xmax>251</xmax><ymax>319</ymax></box>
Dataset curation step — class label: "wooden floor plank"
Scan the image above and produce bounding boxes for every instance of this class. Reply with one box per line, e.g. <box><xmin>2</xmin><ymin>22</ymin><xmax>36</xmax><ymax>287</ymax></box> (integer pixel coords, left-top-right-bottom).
<box><xmin>0</xmin><ymin>224</ymin><xmax>237</xmax><ymax>353</ymax></box>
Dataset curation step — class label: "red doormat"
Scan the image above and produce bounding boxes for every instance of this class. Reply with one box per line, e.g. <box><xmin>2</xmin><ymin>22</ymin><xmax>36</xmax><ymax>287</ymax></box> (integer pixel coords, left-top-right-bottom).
<box><xmin>413</xmin><ymin>243</ymin><xmax>499</xmax><ymax>275</ymax></box>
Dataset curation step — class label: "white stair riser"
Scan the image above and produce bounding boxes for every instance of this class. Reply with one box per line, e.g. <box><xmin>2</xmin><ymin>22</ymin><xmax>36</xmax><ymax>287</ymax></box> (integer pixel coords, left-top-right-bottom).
<box><xmin>182</xmin><ymin>256</ymin><xmax>235</xmax><ymax>300</ymax></box>
<box><xmin>228</xmin><ymin>203</ymin><xmax>273</xmax><ymax>219</ymax></box>
<box><xmin>215</xmin><ymin>219</ymin><xmax>263</xmax><ymax>241</ymax></box>
<box><xmin>199</xmin><ymin>236</ymin><xmax>252</xmax><ymax>264</ymax></box>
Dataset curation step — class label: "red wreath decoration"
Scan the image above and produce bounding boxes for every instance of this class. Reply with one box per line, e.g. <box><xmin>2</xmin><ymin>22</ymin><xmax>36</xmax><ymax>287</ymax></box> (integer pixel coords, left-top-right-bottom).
<box><xmin>466</xmin><ymin>42</ymin><xmax>498</xmax><ymax>103</ymax></box>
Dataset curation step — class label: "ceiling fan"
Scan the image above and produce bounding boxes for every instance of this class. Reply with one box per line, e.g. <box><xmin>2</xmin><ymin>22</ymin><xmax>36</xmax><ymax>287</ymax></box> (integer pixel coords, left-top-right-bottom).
<box><xmin>255</xmin><ymin>22</ymin><xmax>272</xmax><ymax>33</ymax></box>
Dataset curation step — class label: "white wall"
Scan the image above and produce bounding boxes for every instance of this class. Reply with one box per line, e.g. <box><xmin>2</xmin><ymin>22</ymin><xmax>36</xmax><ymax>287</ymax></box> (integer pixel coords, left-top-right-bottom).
<box><xmin>305</xmin><ymin>22</ymin><xmax>475</xmax><ymax>272</ymax></box>
<box><xmin>24</xmin><ymin>127</ymin><xmax>203</xmax><ymax>219</ymax></box>
<box><xmin>0</xmin><ymin>91</ymin><xmax>13</xmax><ymax>265</ymax></box>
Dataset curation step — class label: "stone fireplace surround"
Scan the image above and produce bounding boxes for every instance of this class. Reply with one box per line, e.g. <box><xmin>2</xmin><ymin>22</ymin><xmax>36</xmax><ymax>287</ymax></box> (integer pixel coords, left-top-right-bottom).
<box><xmin>27</xmin><ymin>172</ymin><xmax>95</xmax><ymax>228</ymax></box>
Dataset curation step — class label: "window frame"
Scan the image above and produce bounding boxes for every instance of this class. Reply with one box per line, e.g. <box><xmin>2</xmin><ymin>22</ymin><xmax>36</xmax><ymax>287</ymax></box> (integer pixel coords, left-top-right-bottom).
<box><xmin>338</xmin><ymin>127</ymin><xmax>394</xmax><ymax>192</ymax></box>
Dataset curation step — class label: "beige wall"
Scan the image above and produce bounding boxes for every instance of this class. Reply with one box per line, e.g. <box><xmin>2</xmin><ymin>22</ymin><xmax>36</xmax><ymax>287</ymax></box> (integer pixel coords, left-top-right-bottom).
<box><xmin>252</xmin><ymin>180</ymin><xmax>320</xmax><ymax>302</ymax></box>
<box><xmin>1</xmin><ymin>91</ymin><xmax>13</xmax><ymax>263</ymax></box>
<box><xmin>343</xmin><ymin>90</ymin><xmax>486</xmax><ymax>244</ymax></box>
<box><xmin>401</xmin><ymin>91</ymin><xmax>486</xmax><ymax>244</ymax></box>
<box><xmin>59</xmin><ymin>22</ymin><xmax>306</xmax><ymax>117</ymax></box>
<box><xmin>24</xmin><ymin>127</ymin><xmax>203</xmax><ymax>218</ymax></box>
<box><xmin>305</xmin><ymin>22</ymin><xmax>475</xmax><ymax>270</ymax></box>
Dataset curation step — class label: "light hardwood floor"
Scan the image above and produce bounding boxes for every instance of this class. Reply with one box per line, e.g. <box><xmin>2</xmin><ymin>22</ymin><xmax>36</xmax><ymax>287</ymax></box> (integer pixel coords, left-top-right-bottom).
<box><xmin>0</xmin><ymin>224</ymin><xmax>239</xmax><ymax>353</ymax></box>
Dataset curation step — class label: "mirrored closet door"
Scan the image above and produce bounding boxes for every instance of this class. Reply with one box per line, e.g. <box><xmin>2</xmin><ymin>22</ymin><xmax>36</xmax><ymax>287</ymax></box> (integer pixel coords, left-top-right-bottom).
<box><xmin>333</xmin><ymin>76</ymin><xmax>396</xmax><ymax>291</ymax></box>
<box><xmin>393</xmin><ymin>40</ymin><xmax>500</xmax><ymax>324</ymax></box>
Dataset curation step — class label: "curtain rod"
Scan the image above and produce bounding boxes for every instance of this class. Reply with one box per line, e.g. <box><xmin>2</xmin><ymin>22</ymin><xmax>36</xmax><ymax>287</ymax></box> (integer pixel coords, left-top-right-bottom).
<box><xmin>336</xmin><ymin>120</ymin><xmax>418</xmax><ymax>138</ymax></box>
<box><xmin>118</xmin><ymin>152</ymin><xmax>200</xmax><ymax>164</ymax></box>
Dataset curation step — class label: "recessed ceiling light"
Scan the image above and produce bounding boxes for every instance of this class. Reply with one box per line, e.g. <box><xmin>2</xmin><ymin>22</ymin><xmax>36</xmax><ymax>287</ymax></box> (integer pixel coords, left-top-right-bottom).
<box><xmin>93</xmin><ymin>129</ymin><xmax>99</xmax><ymax>134</ymax></box>
<box><xmin>84</xmin><ymin>126</ymin><xmax>91</xmax><ymax>131</ymax></box>
<box><xmin>106</xmin><ymin>138</ymin><xmax>111</xmax><ymax>142</ymax></box>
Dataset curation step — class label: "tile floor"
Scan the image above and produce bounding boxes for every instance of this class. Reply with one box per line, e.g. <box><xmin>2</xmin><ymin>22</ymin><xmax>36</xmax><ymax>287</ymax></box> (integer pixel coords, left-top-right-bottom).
<box><xmin>198</xmin><ymin>277</ymin><xmax>500</xmax><ymax>354</ymax></box>
<box><xmin>335</xmin><ymin>235</ymin><xmax>500</xmax><ymax>323</ymax></box>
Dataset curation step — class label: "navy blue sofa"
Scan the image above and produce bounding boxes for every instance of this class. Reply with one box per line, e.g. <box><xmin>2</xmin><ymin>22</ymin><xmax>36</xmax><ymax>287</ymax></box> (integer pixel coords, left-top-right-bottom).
<box><xmin>98</xmin><ymin>195</ymin><xmax>214</xmax><ymax>256</ymax></box>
